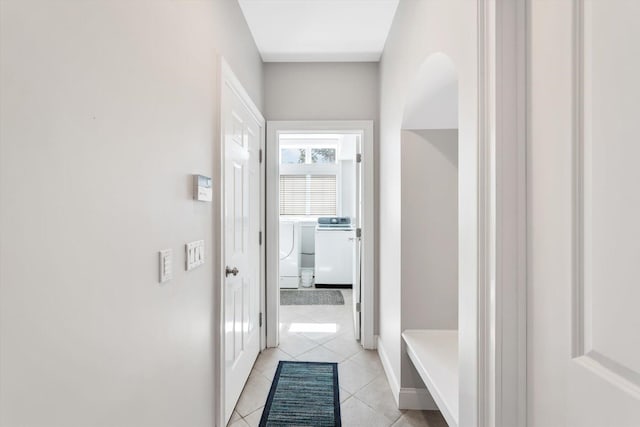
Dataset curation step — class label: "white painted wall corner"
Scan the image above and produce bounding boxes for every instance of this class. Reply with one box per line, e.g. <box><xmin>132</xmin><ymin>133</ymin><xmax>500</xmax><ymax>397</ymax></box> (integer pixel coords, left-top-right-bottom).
<box><xmin>399</xmin><ymin>388</ymin><xmax>437</xmax><ymax>411</ymax></box>
<box><xmin>378</xmin><ymin>336</ymin><xmax>437</xmax><ymax>410</ymax></box>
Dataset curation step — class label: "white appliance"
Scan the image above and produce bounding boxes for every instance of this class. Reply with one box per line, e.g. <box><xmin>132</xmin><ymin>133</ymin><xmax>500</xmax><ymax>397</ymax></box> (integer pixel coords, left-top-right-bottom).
<box><xmin>315</xmin><ymin>217</ymin><xmax>354</xmax><ymax>285</ymax></box>
<box><xmin>279</xmin><ymin>220</ymin><xmax>300</xmax><ymax>288</ymax></box>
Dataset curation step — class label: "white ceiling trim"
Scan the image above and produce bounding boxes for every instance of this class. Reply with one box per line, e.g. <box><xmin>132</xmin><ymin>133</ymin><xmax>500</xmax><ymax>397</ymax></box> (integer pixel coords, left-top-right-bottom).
<box><xmin>238</xmin><ymin>0</ymin><xmax>399</xmax><ymax>63</ymax></box>
<box><xmin>260</xmin><ymin>51</ymin><xmax>383</xmax><ymax>63</ymax></box>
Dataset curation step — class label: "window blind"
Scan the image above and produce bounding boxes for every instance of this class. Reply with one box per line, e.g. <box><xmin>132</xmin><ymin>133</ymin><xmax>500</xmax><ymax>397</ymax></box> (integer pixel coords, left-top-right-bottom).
<box><xmin>280</xmin><ymin>174</ymin><xmax>337</xmax><ymax>216</ymax></box>
<box><xmin>308</xmin><ymin>175</ymin><xmax>337</xmax><ymax>215</ymax></box>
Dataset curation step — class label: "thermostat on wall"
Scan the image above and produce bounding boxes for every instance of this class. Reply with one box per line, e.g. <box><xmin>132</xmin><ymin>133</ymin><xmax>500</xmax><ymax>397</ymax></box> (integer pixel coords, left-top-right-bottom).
<box><xmin>193</xmin><ymin>175</ymin><xmax>212</xmax><ymax>202</ymax></box>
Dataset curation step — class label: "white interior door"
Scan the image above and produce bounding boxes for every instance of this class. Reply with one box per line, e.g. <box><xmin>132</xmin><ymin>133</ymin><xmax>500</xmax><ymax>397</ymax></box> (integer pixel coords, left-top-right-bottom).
<box><xmin>567</xmin><ymin>2</ymin><xmax>640</xmax><ymax>424</ymax></box>
<box><xmin>528</xmin><ymin>2</ymin><xmax>640</xmax><ymax>426</ymax></box>
<box><xmin>352</xmin><ymin>138</ymin><xmax>362</xmax><ymax>340</ymax></box>
<box><xmin>223</xmin><ymin>81</ymin><xmax>261</xmax><ymax>424</ymax></box>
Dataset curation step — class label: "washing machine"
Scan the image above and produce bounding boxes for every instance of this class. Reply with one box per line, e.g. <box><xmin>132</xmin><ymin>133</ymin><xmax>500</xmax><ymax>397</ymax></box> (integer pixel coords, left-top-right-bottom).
<box><xmin>314</xmin><ymin>217</ymin><xmax>354</xmax><ymax>285</ymax></box>
<box><xmin>279</xmin><ymin>220</ymin><xmax>300</xmax><ymax>288</ymax></box>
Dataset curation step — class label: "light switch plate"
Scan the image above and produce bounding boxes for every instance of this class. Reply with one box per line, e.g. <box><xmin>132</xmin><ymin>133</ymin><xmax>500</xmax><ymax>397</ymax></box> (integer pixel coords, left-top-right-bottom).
<box><xmin>186</xmin><ymin>240</ymin><xmax>205</xmax><ymax>271</ymax></box>
<box><xmin>159</xmin><ymin>249</ymin><xmax>172</xmax><ymax>283</ymax></box>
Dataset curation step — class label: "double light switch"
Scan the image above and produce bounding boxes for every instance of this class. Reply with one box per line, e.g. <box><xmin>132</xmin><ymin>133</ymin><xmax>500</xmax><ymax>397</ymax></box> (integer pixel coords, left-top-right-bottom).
<box><xmin>186</xmin><ymin>240</ymin><xmax>205</xmax><ymax>271</ymax></box>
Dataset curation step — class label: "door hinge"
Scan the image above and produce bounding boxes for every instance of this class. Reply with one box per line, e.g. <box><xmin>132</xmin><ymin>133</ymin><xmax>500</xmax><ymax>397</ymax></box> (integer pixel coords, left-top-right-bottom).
<box><xmin>259</xmin><ymin>231</ymin><xmax>262</xmax><ymax>245</ymax></box>
<box><xmin>356</xmin><ymin>228</ymin><xmax>362</xmax><ymax>238</ymax></box>
<box><xmin>259</xmin><ymin>149</ymin><xmax>263</xmax><ymax>163</ymax></box>
<box><xmin>259</xmin><ymin>312</ymin><xmax>263</xmax><ymax>327</ymax></box>
<box><xmin>355</xmin><ymin>302</ymin><xmax>361</xmax><ymax>313</ymax></box>
<box><xmin>356</xmin><ymin>153</ymin><xmax>362</xmax><ymax>163</ymax></box>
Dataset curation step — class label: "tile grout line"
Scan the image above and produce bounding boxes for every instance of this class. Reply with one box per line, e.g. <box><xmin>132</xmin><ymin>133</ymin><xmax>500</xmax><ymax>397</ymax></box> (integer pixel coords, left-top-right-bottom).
<box><xmin>340</xmin><ymin>394</ymin><xmax>403</xmax><ymax>427</ymax></box>
<box><xmin>347</xmin><ymin>380</ymin><xmax>406</xmax><ymax>424</ymax></box>
<box><xmin>244</xmin><ymin>292</ymin><xmax>400</xmax><ymax>426</ymax></box>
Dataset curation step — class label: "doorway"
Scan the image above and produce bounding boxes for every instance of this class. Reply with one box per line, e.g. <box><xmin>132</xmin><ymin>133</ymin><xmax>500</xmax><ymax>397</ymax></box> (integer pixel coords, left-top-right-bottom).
<box><xmin>266</xmin><ymin>121</ymin><xmax>375</xmax><ymax>351</ymax></box>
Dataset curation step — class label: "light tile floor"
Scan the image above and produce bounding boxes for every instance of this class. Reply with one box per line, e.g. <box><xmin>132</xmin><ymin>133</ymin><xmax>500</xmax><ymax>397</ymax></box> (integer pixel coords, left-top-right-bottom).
<box><xmin>229</xmin><ymin>290</ymin><xmax>448</xmax><ymax>427</ymax></box>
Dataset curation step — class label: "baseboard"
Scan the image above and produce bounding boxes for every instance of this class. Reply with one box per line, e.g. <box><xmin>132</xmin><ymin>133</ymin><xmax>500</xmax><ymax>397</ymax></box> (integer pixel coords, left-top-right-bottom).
<box><xmin>377</xmin><ymin>336</ymin><xmax>401</xmax><ymax>407</ymax></box>
<box><xmin>377</xmin><ymin>337</ymin><xmax>438</xmax><ymax>411</ymax></box>
<box><xmin>398</xmin><ymin>387</ymin><xmax>438</xmax><ymax>411</ymax></box>
<box><xmin>367</xmin><ymin>334</ymin><xmax>378</xmax><ymax>350</ymax></box>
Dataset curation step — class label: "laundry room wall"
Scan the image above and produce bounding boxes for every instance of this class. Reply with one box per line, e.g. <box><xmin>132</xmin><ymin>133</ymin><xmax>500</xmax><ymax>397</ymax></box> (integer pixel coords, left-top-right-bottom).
<box><xmin>339</xmin><ymin>134</ymin><xmax>358</xmax><ymax>220</ymax></box>
<box><xmin>299</xmin><ymin>222</ymin><xmax>316</xmax><ymax>269</ymax></box>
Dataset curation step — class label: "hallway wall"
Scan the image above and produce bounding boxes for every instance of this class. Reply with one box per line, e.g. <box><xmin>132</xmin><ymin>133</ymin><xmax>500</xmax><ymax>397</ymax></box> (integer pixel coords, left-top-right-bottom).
<box><xmin>264</xmin><ymin>62</ymin><xmax>378</xmax><ymax>121</ymax></box>
<box><xmin>0</xmin><ymin>1</ymin><xmax>262</xmax><ymax>426</ymax></box>
<box><xmin>400</xmin><ymin>129</ymin><xmax>458</xmax><ymax>389</ymax></box>
<box><xmin>377</xmin><ymin>0</ymin><xmax>477</xmax><ymax>418</ymax></box>
<box><xmin>264</xmin><ymin>61</ymin><xmax>380</xmax><ymax>335</ymax></box>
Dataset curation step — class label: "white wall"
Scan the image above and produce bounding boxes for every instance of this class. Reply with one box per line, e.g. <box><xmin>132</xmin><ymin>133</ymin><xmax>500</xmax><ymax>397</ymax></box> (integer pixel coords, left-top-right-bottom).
<box><xmin>264</xmin><ymin>62</ymin><xmax>379</xmax><ymax>121</ymax></box>
<box><xmin>378</xmin><ymin>0</ymin><xmax>477</xmax><ymax>420</ymax></box>
<box><xmin>400</xmin><ymin>129</ymin><xmax>458</xmax><ymax>386</ymax></box>
<box><xmin>339</xmin><ymin>134</ymin><xmax>358</xmax><ymax>220</ymax></box>
<box><xmin>264</xmin><ymin>62</ymin><xmax>380</xmax><ymax>331</ymax></box>
<box><xmin>0</xmin><ymin>1</ymin><xmax>262</xmax><ymax>426</ymax></box>
<box><xmin>341</xmin><ymin>160</ymin><xmax>356</xmax><ymax>219</ymax></box>
<box><xmin>402</xmin><ymin>53</ymin><xmax>458</xmax><ymax>130</ymax></box>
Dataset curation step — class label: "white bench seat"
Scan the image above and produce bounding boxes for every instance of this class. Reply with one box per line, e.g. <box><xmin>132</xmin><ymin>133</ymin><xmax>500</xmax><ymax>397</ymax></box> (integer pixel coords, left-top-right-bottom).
<box><xmin>402</xmin><ymin>329</ymin><xmax>459</xmax><ymax>427</ymax></box>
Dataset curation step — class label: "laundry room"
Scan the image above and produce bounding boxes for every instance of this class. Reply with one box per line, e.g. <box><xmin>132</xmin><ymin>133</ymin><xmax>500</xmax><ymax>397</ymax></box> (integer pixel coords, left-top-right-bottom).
<box><xmin>278</xmin><ymin>133</ymin><xmax>359</xmax><ymax>293</ymax></box>
<box><xmin>269</xmin><ymin>127</ymin><xmax>369</xmax><ymax>360</ymax></box>
<box><xmin>264</xmin><ymin>120</ymin><xmax>375</xmax><ymax>358</ymax></box>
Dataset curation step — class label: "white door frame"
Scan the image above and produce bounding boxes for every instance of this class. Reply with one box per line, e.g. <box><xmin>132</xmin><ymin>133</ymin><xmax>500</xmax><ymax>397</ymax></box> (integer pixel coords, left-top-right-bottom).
<box><xmin>475</xmin><ymin>0</ymin><xmax>527</xmax><ymax>426</ymax></box>
<box><xmin>214</xmin><ymin>57</ymin><xmax>265</xmax><ymax>427</ymax></box>
<box><xmin>265</xmin><ymin>120</ymin><xmax>376</xmax><ymax>350</ymax></box>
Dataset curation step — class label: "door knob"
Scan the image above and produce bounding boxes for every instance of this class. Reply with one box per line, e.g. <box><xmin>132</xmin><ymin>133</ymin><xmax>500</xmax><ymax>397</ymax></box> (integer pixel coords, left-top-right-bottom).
<box><xmin>225</xmin><ymin>266</ymin><xmax>239</xmax><ymax>277</ymax></box>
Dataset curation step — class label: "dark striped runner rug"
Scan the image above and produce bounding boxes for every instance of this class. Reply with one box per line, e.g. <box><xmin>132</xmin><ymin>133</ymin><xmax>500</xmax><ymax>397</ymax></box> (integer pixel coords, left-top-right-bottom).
<box><xmin>259</xmin><ymin>361</ymin><xmax>341</xmax><ymax>427</ymax></box>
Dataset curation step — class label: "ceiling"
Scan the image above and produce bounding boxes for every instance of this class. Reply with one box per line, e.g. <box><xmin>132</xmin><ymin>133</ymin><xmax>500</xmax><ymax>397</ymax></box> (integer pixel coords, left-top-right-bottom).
<box><xmin>237</xmin><ymin>0</ymin><xmax>400</xmax><ymax>62</ymax></box>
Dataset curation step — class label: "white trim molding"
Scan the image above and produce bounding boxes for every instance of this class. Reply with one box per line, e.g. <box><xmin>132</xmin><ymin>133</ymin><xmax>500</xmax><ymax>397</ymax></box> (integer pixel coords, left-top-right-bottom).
<box><xmin>377</xmin><ymin>336</ymin><xmax>401</xmax><ymax>406</ymax></box>
<box><xmin>265</xmin><ymin>120</ymin><xmax>376</xmax><ymax>350</ymax></box>
<box><xmin>572</xmin><ymin>0</ymin><xmax>586</xmax><ymax>362</ymax></box>
<box><xmin>477</xmin><ymin>0</ymin><xmax>527</xmax><ymax>426</ymax></box>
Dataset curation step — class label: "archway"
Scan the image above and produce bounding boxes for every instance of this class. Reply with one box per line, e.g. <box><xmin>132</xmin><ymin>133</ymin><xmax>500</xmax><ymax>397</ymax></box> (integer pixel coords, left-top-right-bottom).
<box><xmin>399</xmin><ymin>52</ymin><xmax>460</xmax><ymax>427</ymax></box>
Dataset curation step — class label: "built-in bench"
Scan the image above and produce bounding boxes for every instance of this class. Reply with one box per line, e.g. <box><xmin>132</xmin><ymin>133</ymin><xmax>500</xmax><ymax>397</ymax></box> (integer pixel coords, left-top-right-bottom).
<box><xmin>402</xmin><ymin>329</ymin><xmax>459</xmax><ymax>427</ymax></box>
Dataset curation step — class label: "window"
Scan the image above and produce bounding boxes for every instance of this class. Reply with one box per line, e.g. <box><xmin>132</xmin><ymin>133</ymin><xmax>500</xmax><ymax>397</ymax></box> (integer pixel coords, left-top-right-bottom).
<box><xmin>280</xmin><ymin>148</ymin><xmax>306</xmax><ymax>164</ymax></box>
<box><xmin>279</xmin><ymin>143</ymin><xmax>339</xmax><ymax>216</ymax></box>
<box><xmin>280</xmin><ymin>146</ymin><xmax>337</xmax><ymax>165</ymax></box>
<box><xmin>280</xmin><ymin>175</ymin><xmax>337</xmax><ymax>216</ymax></box>
<box><xmin>311</xmin><ymin>148</ymin><xmax>336</xmax><ymax>164</ymax></box>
